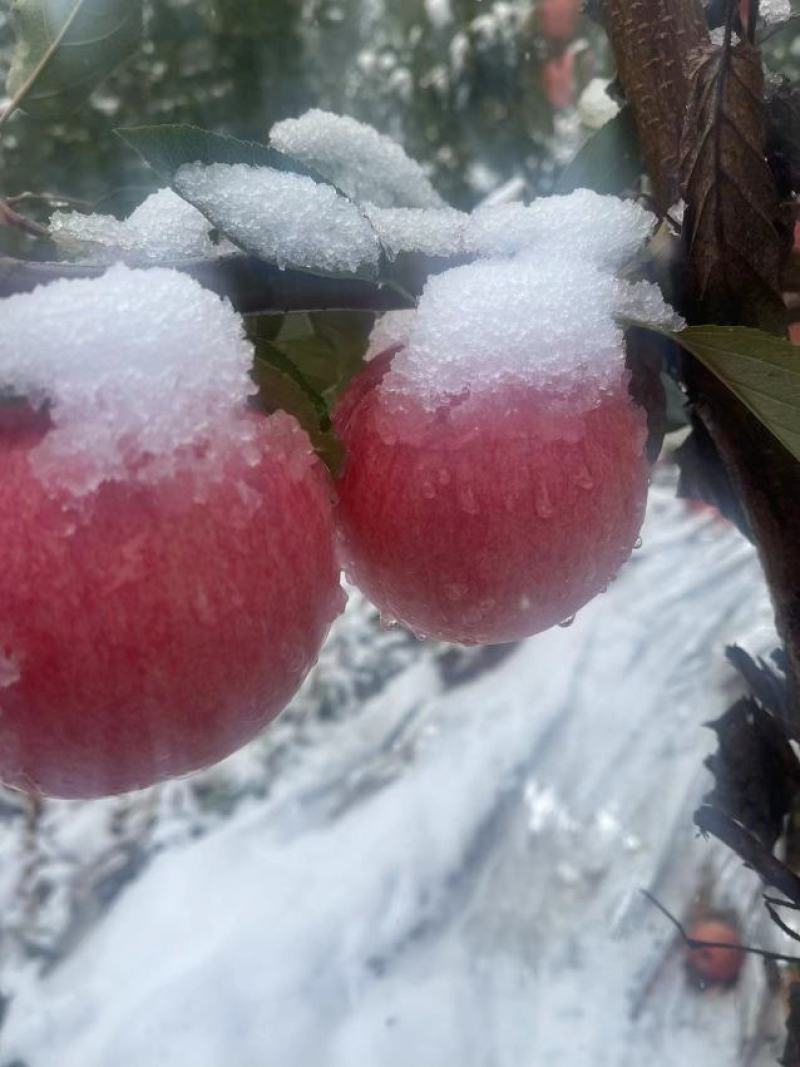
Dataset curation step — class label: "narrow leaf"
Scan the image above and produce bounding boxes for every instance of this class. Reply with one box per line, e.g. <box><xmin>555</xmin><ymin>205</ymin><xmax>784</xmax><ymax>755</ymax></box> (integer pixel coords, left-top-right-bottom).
<box><xmin>114</xmin><ymin>125</ymin><xmax>315</xmax><ymax>182</ymax></box>
<box><xmin>6</xmin><ymin>0</ymin><xmax>142</xmax><ymax>119</ymax></box>
<box><xmin>672</xmin><ymin>324</ymin><xmax>800</xmax><ymax>462</ymax></box>
<box><xmin>557</xmin><ymin>108</ymin><xmax>643</xmax><ymax>196</ymax></box>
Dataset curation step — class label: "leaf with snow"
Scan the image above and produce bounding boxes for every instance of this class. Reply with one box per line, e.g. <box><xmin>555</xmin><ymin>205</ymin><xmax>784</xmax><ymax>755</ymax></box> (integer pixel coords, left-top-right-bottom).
<box><xmin>672</xmin><ymin>325</ymin><xmax>800</xmax><ymax>464</ymax></box>
<box><xmin>172</xmin><ymin>162</ymin><xmax>381</xmax><ymax>283</ymax></box>
<box><xmin>7</xmin><ymin>0</ymin><xmax>142</xmax><ymax>118</ymax></box>
<box><xmin>116</xmin><ymin>127</ymin><xmax>381</xmax><ymax>281</ymax></box>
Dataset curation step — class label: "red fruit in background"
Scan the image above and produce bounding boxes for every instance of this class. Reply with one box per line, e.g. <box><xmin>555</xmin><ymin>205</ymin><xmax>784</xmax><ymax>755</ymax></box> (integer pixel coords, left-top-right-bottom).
<box><xmin>333</xmin><ymin>348</ymin><xmax>649</xmax><ymax>645</ymax></box>
<box><xmin>541</xmin><ymin>52</ymin><xmax>576</xmax><ymax>111</ymax></box>
<box><xmin>685</xmin><ymin>919</ymin><xmax>745</xmax><ymax>986</ymax></box>
<box><xmin>537</xmin><ymin>0</ymin><xmax>581</xmax><ymax>42</ymax></box>
<box><xmin>0</xmin><ymin>409</ymin><xmax>343</xmax><ymax>799</ymax></box>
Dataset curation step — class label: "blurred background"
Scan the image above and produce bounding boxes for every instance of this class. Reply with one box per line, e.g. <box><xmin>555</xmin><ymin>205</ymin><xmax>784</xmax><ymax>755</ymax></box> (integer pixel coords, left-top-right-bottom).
<box><xmin>1</xmin><ymin>3</ymin><xmax>800</xmax><ymax>1065</ymax></box>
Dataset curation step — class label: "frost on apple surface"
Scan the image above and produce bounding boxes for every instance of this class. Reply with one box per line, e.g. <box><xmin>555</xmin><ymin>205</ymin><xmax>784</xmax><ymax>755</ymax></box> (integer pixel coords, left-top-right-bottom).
<box><xmin>364</xmin><ymin>205</ymin><xmax>468</xmax><ymax>258</ymax></box>
<box><xmin>0</xmin><ymin>264</ymin><xmax>256</xmax><ymax>496</ymax></box>
<box><xmin>174</xmin><ymin>162</ymin><xmax>381</xmax><ymax>275</ymax></box>
<box><xmin>269</xmin><ymin>109</ymin><xmax>446</xmax><ymax>209</ymax></box>
<box><xmin>49</xmin><ymin>188</ymin><xmax>229</xmax><ymax>262</ymax></box>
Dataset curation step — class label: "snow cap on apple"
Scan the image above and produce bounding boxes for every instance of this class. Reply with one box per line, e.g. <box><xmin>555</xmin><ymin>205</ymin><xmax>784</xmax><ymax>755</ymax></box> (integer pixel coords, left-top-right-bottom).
<box><xmin>0</xmin><ymin>265</ymin><xmax>343</xmax><ymax>798</ymax></box>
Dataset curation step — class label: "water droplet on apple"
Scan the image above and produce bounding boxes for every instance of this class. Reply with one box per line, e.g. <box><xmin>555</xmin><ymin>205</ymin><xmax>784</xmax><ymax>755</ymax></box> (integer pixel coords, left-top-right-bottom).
<box><xmin>558</xmin><ymin>615</ymin><xmax>576</xmax><ymax>628</ymax></box>
<box><xmin>535</xmin><ymin>482</ymin><xmax>554</xmax><ymax>519</ymax></box>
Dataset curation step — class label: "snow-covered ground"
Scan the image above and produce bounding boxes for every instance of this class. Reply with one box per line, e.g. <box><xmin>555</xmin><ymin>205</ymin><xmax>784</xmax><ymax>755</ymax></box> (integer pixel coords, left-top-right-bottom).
<box><xmin>0</xmin><ymin>468</ymin><xmax>791</xmax><ymax>1066</ymax></box>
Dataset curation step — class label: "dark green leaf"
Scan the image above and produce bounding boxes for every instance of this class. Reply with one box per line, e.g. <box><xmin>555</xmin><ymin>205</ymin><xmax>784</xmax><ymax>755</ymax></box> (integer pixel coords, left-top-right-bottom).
<box><xmin>272</xmin><ymin>311</ymin><xmax>373</xmax><ymax>401</ymax></box>
<box><xmin>7</xmin><ymin>0</ymin><xmax>142</xmax><ymax>118</ymax></box>
<box><xmin>116</xmin><ymin>125</ymin><xmax>378</xmax><ymax>283</ymax></box>
<box><xmin>557</xmin><ymin>108</ymin><xmax>642</xmax><ymax>196</ymax></box>
<box><xmin>114</xmin><ymin>124</ymin><xmax>314</xmax><ymax>182</ymax></box>
<box><xmin>672</xmin><ymin>325</ymin><xmax>800</xmax><ymax>463</ymax></box>
<box><xmin>249</xmin><ymin>326</ymin><xmax>346</xmax><ymax>475</ymax></box>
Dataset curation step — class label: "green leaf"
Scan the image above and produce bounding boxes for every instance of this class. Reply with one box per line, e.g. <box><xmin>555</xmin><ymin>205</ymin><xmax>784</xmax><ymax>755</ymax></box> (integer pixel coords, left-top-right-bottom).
<box><xmin>557</xmin><ymin>108</ymin><xmax>643</xmax><ymax>196</ymax></box>
<box><xmin>248</xmin><ymin>315</ymin><xmax>352</xmax><ymax>475</ymax></box>
<box><xmin>6</xmin><ymin>0</ymin><xmax>142</xmax><ymax>119</ymax></box>
<box><xmin>116</xmin><ymin>125</ymin><xmax>378</xmax><ymax>283</ymax></box>
<box><xmin>275</xmin><ymin>311</ymin><xmax>373</xmax><ymax>402</ymax></box>
<box><xmin>114</xmin><ymin>124</ymin><xmax>316</xmax><ymax>182</ymax></box>
<box><xmin>672</xmin><ymin>325</ymin><xmax>800</xmax><ymax>463</ymax></box>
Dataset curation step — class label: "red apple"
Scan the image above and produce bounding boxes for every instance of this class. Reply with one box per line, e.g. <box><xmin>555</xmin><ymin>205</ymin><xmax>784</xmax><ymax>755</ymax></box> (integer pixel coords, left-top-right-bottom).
<box><xmin>537</xmin><ymin>0</ymin><xmax>582</xmax><ymax>42</ymax></box>
<box><xmin>686</xmin><ymin>919</ymin><xmax>745</xmax><ymax>986</ymax></box>
<box><xmin>333</xmin><ymin>348</ymin><xmax>649</xmax><ymax>645</ymax></box>
<box><xmin>0</xmin><ymin>407</ymin><xmax>343</xmax><ymax>798</ymax></box>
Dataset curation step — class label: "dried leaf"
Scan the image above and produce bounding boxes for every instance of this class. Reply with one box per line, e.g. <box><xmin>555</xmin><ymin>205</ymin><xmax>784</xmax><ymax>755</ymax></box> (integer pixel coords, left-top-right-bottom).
<box><xmin>704</xmin><ymin>696</ymin><xmax>800</xmax><ymax>850</ymax></box>
<box><xmin>680</xmin><ymin>41</ymin><xmax>789</xmax><ymax>327</ymax></box>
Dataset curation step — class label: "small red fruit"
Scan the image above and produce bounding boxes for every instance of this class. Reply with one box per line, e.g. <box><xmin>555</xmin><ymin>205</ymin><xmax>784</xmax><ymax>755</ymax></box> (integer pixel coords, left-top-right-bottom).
<box><xmin>685</xmin><ymin>919</ymin><xmax>745</xmax><ymax>986</ymax></box>
<box><xmin>334</xmin><ymin>347</ymin><xmax>649</xmax><ymax>645</ymax></box>
<box><xmin>0</xmin><ymin>408</ymin><xmax>343</xmax><ymax>798</ymax></box>
<box><xmin>541</xmin><ymin>52</ymin><xmax>576</xmax><ymax>111</ymax></box>
<box><xmin>537</xmin><ymin>0</ymin><xmax>582</xmax><ymax>42</ymax></box>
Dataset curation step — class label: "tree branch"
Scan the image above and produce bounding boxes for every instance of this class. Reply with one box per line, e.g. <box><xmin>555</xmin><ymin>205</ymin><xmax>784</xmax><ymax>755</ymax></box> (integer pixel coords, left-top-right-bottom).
<box><xmin>0</xmin><ymin>253</ymin><xmax>417</xmax><ymax>315</ymax></box>
<box><xmin>606</xmin><ymin>0</ymin><xmax>800</xmax><ymax>717</ymax></box>
<box><xmin>602</xmin><ymin>0</ymin><xmax>708</xmax><ymax>212</ymax></box>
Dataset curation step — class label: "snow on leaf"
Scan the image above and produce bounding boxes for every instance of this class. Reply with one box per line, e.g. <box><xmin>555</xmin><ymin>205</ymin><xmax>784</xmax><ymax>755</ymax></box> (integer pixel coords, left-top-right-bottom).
<box><xmin>172</xmin><ymin>162</ymin><xmax>381</xmax><ymax>282</ymax></box>
<box><xmin>6</xmin><ymin>0</ymin><xmax>142</xmax><ymax>118</ymax></box>
<box><xmin>270</xmin><ymin>109</ymin><xmax>446</xmax><ymax>209</ymax></box>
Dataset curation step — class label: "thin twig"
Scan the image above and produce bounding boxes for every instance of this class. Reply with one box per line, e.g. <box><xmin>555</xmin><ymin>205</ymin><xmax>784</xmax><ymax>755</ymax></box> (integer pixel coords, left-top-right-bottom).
<box><xmin>0</xmin><ymin>200</ymin><xmax>49</xmax><ymax>239</ymax></box>
<box><xmin>764</xmin><ymin>897</ymin><xmax>800</xmax><ymax>944</ymax></box>
<box><xmin>5</xmin><ymin>191</ymin><xmax>93</xmax><ymax>212</ymax></box>
<box><xmin>0</xmin><ymin>0</ymin><xmax>87</xmax><ymax>131</ymax></box>
<box><xmin>641</xmin><ymin>889</ymin><xmax>800</xmax><ymax>965</ymax></box>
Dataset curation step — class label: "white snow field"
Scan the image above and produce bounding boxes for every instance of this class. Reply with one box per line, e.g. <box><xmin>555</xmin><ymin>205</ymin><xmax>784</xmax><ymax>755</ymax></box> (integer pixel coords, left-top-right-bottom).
<box><xmin>0</xmin><ymin>469</ymin><xmax>790</xmax><ymax>1067</ymax></box>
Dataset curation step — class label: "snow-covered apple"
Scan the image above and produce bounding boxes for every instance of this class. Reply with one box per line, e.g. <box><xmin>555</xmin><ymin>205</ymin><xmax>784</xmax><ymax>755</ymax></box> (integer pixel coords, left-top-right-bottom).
<box><xmin>0</xmin><ymin>266</ymin><xmax>343</xmax><ymax>798</ymax></box>
<box><xmin>333</xmin><ymin>205</ymin><xmax>682</xmax><ymax>646</ymax></box>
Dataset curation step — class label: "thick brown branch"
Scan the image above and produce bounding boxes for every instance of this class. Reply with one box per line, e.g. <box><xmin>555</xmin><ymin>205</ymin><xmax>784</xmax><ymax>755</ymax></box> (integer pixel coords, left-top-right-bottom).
<box><xmin>602</xmin><ymin>0</ymin><xmax>708</xmax><ymax>211</ymax></box>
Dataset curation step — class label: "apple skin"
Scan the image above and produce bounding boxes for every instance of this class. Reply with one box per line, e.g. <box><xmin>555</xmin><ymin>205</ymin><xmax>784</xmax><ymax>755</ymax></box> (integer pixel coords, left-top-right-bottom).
<box><xmin>333</xmin><ymin>348</ymin><xmax>649</xmax><ymax>646</ymax></box>
<box><xmin>537</xmin><ymin>0</ymin><xmax>581</xmax><ymax>42</ymax></box>
<box><xmin>685</xmin><ymin>919</ymin><xmax>745</xmax><ymax>986</ymax></box>
<box><xmin>0</xmin><ymin>409</ymin><xmax>344</xmax><ymax>799</ymax></box>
